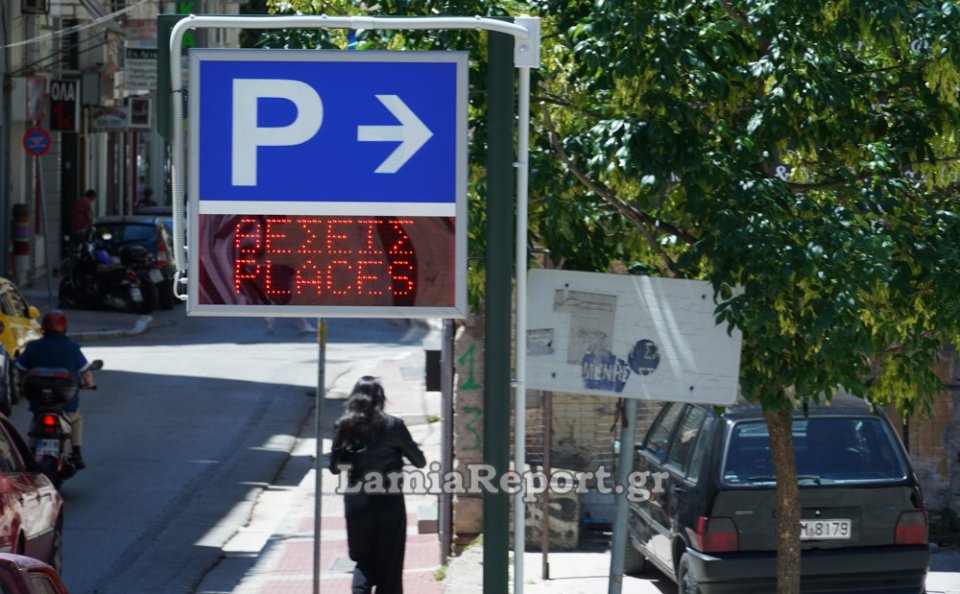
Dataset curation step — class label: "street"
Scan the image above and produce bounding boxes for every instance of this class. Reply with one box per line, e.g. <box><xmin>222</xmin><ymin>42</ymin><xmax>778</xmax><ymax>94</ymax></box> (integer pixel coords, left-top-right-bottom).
<box><xmin>8</xmin><ymin>305</ymin><xmax>427</xmax><ymax>594</ymax></box>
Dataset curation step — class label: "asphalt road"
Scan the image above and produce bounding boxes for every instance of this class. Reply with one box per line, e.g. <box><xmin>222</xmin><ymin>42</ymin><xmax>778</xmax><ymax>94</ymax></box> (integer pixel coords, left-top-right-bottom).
<box><xmin>8</xmin><ymin>306</ymin><xmax>428</xmax><ymax>594</ymax></box>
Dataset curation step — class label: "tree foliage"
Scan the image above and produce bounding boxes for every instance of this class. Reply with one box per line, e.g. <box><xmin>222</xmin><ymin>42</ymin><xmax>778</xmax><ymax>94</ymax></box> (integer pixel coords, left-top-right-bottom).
<box><xmin>542</xmin><ymin>0</ymin><xmax>960</xmax><ymax>419</ymax></box>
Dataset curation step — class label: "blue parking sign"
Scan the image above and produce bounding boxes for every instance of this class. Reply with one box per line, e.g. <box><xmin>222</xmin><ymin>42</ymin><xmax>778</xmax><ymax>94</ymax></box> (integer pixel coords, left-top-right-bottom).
<box><xmin>189</xmin><ymin>49</ymin><xmax>467</xmax><ymax>213</ymax></box>
<box><xmin>187</xmin><ymin>49</ymin><xmax>468</xmax><ymax>318</ymax></box>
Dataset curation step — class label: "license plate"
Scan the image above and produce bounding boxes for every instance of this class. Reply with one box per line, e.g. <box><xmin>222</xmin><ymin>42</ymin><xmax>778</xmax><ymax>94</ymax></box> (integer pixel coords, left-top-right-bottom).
<box><xmin>36</xmin><ymin>439</ymin><xmax>59</xmax><ymax>457</ymax></box>
<box><xmin>148</xmin><ymin>269</ymin><xmax>164</xmax><ymax>283</ymax></box>
<box><xmin>800</xmin><ymin>519</ymin><xmax>851</xmax><ymax>539</ymax></box>
<box><xmin>130</xmin><ymin>287</ymin><xmax>143</xmax><ymax>302</ymax></box>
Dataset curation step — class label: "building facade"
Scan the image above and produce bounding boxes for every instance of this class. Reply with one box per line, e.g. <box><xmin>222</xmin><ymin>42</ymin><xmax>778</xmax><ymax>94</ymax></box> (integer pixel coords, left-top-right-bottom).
<box><xmin>0</xmin><ymin>0</ymin><xmax>241</xmax><ymax>285</ymax></box>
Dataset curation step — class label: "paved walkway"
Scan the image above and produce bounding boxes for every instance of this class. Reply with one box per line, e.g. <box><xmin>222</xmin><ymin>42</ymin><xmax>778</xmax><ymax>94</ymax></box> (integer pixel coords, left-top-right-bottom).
<box><xmin>201</xmin><ymin>335</ymin><xmax>446</xmax><ymax>594</ymax></box>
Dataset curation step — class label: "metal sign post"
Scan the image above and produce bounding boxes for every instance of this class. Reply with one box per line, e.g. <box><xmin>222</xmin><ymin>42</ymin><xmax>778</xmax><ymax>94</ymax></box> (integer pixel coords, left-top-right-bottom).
<box><xmin>167</xmin><ymin>14</ymin><xmax>540</xmax><ymax>594</ymax></box>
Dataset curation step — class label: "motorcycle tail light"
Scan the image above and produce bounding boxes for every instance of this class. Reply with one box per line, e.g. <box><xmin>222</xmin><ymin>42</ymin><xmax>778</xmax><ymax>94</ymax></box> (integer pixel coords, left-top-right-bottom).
<box><xmin>127</xmin><ymin>270</ymin><xmax>138</xmax><ymax>282</ymax></box>
<box><xmin>40</xmin><ymin>414</ymin><xmax>58</xmax><ymax>435</ymax></box>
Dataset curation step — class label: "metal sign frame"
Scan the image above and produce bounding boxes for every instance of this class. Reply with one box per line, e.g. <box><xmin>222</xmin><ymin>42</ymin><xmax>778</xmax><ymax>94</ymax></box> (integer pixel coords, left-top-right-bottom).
<box><xmin>185</xmin><ymin>48</ymin><xmax>469</xmax><ymax>318</ymax></box>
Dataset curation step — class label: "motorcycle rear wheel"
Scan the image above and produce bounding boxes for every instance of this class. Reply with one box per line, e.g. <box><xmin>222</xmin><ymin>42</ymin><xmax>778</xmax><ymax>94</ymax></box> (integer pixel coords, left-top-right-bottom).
<box><xmin>57</xmin><ymin>277</ymin><xmax>81</xmax><ymax>309</ymax></box>
<box><xmin>39</xmin><ymin>455</ymin><xmax>61</xmax><ymax>489</ymax></box>
<box><xmin>136</xmin><ymin>278</ymin><xmax>159</xmax><ymax>314</ymax></box>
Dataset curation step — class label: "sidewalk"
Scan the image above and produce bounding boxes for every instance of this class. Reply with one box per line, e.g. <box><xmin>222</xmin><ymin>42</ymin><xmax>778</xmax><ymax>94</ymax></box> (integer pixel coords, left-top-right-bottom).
<box><xmin>21</xmin><ymin>287</ymin><xmax>152</xmax><ymax>341</ymax></box>
<box><xmin>207</xmin><ymin>340</ymin><xmax>446</xmax><ymax>593</ymax></box>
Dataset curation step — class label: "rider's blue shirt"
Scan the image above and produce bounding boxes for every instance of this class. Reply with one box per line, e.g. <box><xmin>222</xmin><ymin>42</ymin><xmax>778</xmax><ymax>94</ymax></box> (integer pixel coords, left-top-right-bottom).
<box><xmin>15</xmin><ymin>334</ymin><xmax>90</xmax><ymax>412</ymax></box>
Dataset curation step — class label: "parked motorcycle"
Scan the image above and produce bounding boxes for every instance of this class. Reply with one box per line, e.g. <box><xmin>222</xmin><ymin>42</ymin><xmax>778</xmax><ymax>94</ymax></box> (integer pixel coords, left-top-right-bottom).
<box><xmin>58</xmin><ymin>229</ymin><xmax>149</xmax><ymax>313</ymax></box>
<box><xmin>22</xmin><ymin>360</ymin><xmax>103</xmax><ymax>489</ymax></box>
<box><xmin>111</xmin><ymin>241</ymin><xmax>160</xmax><ymax>314</ymax></box>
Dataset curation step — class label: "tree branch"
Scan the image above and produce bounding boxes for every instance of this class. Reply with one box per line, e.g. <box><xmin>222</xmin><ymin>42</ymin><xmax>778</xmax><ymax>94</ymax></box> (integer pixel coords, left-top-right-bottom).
<box><xmin>540</xmin><ymin>103</ymin><xmax>697</xmax><ymax>276</ymax></box>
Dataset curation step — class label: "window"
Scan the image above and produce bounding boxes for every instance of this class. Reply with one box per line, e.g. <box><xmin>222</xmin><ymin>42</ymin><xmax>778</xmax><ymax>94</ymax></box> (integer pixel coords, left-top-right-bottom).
<box><xmin>6</xmin><ymin>286</ymin><xmax>29</xmax><ymax>317</ymax></box>
<box><xmin>642</xmin><ymin>403</ymin><xmax>683</xmax><ymax>462</ymax></box>
<box><xmin>723</xmin><ymin>416</ymin><xmax>909</xmax><ymax>485</ymax></box>
<box><xmin>0</xmin><ymin>429</ymin><xmax>20</xmax><ymax>474</ymax></box>
<box><xmin>0</xmin><ymin>287</ymin><xmax>14</xmax><ymax>318</ymax></box>
<box><xmin>3</xmin><ymin>420</ymin><xmax>38</xmax><ymax>473</ymax></box>
<box><xmin>22</xmin><ymin>0</ymin><xmax>49</xmax><ymax>15</ymax></box>
<box><xmin>686</xmin><ymin>415</ymin><xmax>713</xmax><ymax>483</ymax></box>
<box><xmin>666</xmin><ymin>406</ymin><xmax>708</xmax><ymax>474</ymax></box>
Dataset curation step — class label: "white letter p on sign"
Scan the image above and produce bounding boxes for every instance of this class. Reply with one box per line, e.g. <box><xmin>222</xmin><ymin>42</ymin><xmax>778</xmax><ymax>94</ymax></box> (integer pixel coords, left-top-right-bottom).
<box><xmin>232</xmin><ymin>79</ymin><xmax>323</xmax><ymax>186</ymax></box>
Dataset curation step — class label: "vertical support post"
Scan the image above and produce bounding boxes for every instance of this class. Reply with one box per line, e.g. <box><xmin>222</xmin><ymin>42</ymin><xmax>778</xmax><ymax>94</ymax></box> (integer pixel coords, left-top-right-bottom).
<box><xmin>35</xmin><ymin>157</ymin><xmax>53</xmax><ymax>306</ymax></box>
<box><xmin>313</xmin><ymin>318</ymin><xmax>328</xmax><ymax>594</ymax></box>
<box><xmin>513</xmin><ymin>64</ymin><xmax>531</xmax><ymax>594</ymax></box>
<box><xmin>541</xmin><ymin>390</ymin><xmax>551</xmax><ymax>579</ymax></box>
<box><xmin>484</xmin><ymin>29</ymin><xmax>515</xmax><ymax>594</ymax></box>
<box><xmin>608</xmin><ymin>398</ymin><xmax>638</xmax><ymax>594</ymax></box>
<box><xmin>440</xmin><ymin>319</ymin><xmax>455</xmax><ymax>563</ymax></box>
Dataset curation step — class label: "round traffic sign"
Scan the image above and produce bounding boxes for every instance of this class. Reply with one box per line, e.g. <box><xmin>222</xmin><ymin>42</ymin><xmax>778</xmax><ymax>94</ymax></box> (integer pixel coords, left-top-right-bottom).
<box><xmin>23</xmin><ymin>127</ymin><xmax>51</xmax><ymax>157</ymax></box>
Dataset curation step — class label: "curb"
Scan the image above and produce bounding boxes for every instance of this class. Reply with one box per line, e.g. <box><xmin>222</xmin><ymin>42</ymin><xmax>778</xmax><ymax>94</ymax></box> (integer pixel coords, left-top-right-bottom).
<box><xmin>441</xmin><ymin>540</ymin><xmax>484</xmax><ymax>594</ymax></box>
<box><xmin>72</xmin><ymin>315</ymin><xmax>153</xmax><ymax>341</ymax></box>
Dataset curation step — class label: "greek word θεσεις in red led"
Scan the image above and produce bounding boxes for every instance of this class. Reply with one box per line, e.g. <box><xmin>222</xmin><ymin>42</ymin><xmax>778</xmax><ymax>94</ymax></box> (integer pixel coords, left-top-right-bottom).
<box><xmin>231</xmin><ymin>217</ymin><xmax>416</xmax><ymax>297</ymax></box>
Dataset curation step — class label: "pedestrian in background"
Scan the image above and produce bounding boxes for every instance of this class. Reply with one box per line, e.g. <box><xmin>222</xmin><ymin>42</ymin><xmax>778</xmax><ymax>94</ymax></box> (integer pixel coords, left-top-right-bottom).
<box><xmin>70</xmin><ymin>189</ymin><xmax>96</xmax><ymax>243</ymax></box>
<box><xmin>330</xmin><ymin>376</ymin><xmax>426</xmax><ymax>594</ymax></box>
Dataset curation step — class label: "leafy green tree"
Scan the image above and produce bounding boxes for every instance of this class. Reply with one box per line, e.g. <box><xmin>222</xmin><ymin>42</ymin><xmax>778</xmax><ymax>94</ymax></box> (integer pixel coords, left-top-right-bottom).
<box><xmin>258</xmin><ymin>1</ymin><xmax>960</xmax><ymax>592</ymax></box>
<box><xmin>541</xmin><ymin>1</ymin><xmax>960</xmax><ymax>592</ymax></box>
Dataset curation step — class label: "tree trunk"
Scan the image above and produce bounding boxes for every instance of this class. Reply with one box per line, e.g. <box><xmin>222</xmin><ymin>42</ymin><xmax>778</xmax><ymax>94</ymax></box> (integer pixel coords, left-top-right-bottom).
<box><xmin>765</xmin><ymin>407</ymin><xmax>801</xmax><ymax>594</ymax></box>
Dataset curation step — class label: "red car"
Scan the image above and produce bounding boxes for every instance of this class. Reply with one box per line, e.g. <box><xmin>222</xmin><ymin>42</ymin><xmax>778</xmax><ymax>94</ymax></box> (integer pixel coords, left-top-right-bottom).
<box><xmin>0</xmin><ymin>417</ymin><xmax>62</xmax><ymax>573</ymax></box>
<box><xmin>0</xmin><ymin>553</ymin><xmax>68</xmax><ymax>593</ymax></box>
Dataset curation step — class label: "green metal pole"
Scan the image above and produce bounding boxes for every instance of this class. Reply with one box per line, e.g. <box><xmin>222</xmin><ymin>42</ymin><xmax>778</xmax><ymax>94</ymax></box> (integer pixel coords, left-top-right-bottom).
<box><xmin>484</xmin><ymin>29</ymin><xmax>515</xmax><ymax>594</ymax></box>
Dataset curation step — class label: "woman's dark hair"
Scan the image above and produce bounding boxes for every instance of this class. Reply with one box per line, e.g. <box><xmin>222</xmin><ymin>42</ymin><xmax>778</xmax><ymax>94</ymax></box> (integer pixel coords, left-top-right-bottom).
<box><xmin>335</xmin><ymin>376</ymin><xmax>388</xmax><ymax>449</ymax></box>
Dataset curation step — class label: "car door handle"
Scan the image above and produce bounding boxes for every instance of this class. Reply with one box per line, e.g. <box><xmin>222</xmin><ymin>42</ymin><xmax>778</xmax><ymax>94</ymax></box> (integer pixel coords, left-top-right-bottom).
<box><xmin>671</xmin><ymin>484</ymin><xmax>686</xmax><ymax>496</ymax></box>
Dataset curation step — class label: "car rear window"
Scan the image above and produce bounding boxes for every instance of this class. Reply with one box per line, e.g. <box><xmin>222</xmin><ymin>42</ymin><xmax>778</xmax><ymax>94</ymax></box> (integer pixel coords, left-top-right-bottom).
<box><xmin>97</xmin><ymin>223</ymin><xmax>155</xmax><ymax>244</ymax></box>
<box><xmin>722</xmin><ymin>416</ymin><xmax>909</xmax><ymax>485</ymax></box>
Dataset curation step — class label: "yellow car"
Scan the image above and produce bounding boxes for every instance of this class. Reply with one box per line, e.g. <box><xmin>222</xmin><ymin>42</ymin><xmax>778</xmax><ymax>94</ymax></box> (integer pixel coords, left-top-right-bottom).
<box><xmin>0</xmin><ymin>278</ymin><xmax>42</xmax><ymax>358</ymax></box>
<box><xmin>0</xmin><ymin>278</ymin><xmax>42</xmax><ymax>414</ymax></box>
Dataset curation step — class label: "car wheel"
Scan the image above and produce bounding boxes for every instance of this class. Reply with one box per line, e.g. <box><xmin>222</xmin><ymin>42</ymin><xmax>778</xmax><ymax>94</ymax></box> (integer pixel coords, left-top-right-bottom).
<box><xmin>158</xmin><ymin>278</ymin><xmax>176</xmax><ymax>310</ymax></box>
<box><xmin>58</xmin><ymin>277</ymin><xmax>80</xmax><ymax>309</ymax></box>
<box><xmin>49</xmin><ymin>514</ymin><xmax>63</xmax><ymax>573</ymax></box>
<box><xmin>678</xmin><ymin>553</ymin><xmax>701</xmax><ymax>594</ymax></box>
<box><xmin>137</xmin><ymin>277</ymin><xmax>159</xmax><ymax>314</ymax></box>
<box><xmin>624</xmin><ymin>541</ymin><xmax>647</xmax><ymax>575</ymax></box>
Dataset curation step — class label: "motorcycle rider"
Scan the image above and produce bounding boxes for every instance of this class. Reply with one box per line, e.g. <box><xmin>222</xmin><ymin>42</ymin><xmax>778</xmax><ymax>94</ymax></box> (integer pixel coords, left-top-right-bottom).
<box><xmin>15</xmin><ymin>310</ymin><xmax>96</xmax><ymax>469</ymax></box>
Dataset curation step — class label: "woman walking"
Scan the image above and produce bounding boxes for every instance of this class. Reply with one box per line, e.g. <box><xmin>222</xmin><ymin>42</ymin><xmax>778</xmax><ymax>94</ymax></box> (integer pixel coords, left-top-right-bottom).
<box><xmin>330</xmin><ymin>376</ymin><xmax>426</xmax><ymax>594</ymax></box>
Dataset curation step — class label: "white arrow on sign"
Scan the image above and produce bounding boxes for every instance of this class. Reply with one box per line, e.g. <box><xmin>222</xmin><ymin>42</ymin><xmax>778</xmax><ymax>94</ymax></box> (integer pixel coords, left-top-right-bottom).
<box><xmin>357</xmin><ymin>95</ymin><xmax>433</xmax><ymax>174</ymax></box>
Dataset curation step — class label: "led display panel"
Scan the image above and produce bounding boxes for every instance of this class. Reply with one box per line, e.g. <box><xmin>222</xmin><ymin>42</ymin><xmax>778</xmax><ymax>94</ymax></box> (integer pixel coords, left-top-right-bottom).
<box><xmin>197</xmin><ymin>214</ymin><xmax>455</xmax><ymax>308</ymax></box>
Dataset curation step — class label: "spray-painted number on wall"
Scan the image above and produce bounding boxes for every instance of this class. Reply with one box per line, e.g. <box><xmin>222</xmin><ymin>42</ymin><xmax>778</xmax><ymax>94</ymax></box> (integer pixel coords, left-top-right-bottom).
<box><xmin>457</xmin><ymin>343</ymin><xmax>481</xmax><ymax>390</ymax></box>
<box><xmin>461</xmin><ymin>406</ymin><xmax>482</xmax><ymax>452</ymax></box>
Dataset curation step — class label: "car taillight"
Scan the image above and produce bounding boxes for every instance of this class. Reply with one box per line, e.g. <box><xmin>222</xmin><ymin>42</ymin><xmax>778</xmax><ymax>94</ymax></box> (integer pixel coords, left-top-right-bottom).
<box><xmin>697</xmin><ymin>516</ymin><xmax>739</xmax><ymax>553</ymax></box>
<box><xmin>156</xmin><ymin>237</ymin><xmax>168</xmax><ymax>268</ymax></box>
<box><xmin>894</xmin><ymin>510</ymin><xmax>928</xmax><ymax>545</ymax></box>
